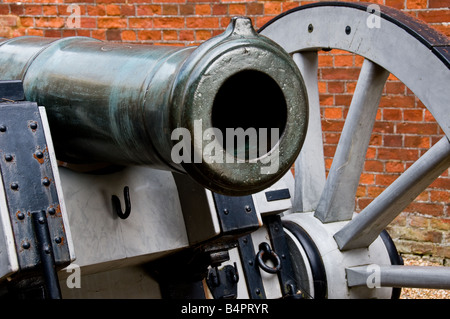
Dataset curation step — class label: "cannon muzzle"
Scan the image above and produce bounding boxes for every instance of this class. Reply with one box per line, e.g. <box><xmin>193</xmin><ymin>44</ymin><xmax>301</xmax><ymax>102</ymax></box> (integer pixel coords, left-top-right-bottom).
<box><xmin>0</xmin><ymin>17</ymin><xmax>308</xmax><ymax>195</ymax></box>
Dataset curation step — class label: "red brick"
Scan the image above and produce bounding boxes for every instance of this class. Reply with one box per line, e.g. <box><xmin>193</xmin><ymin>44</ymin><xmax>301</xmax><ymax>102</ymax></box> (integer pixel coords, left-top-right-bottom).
<box><xmin>418</xmin><ymin>10</ymin><xmax>450</xmax><ymax>24</ymax></box>
<box><xmin>360</xmin><ymin>173</ymin><xmax>375</xmax><ymax>185</ymax></box>
<box><xmin>136</xmin><ymin>5</ymin><xmax>160</xmax><ymax>16</ymax></box>
<box><xmin>327</xmin><ymin>81</ymin><xmax>345</xmax><ymax>93</ymax></box>
<box><xmin>403</xmin><ymin>109</ymin><xmax>423</xmax><ymax>121</ymax></box>
<box><xmin>35</xmin><ymin>17</ymin><xmax>65</xmax><ymax>28</ymax></box>
<box><xmin>179</xmin><ymin>4</ymin><xmax>194</xmax><ymax>15</ymax></box>
<box><xmin>163</xmin><ymin>30</ymin><xmax>178</xmax><ymax>41</ymax></box>
<box><xmin>195</xmin><ymin>4</ymin><xmax>210</xmax><ymax>15</ymax></box>
<box><xmin>385</xmin><ymin>0</ymin><xmax>405</xmax><ymax>9</ymax></box>
<box><xmin>321</xmin><ymin>119</ymin><xmax>344</xmax><ymax>132</ymax></box>
<box><xmin>25</xmin><ymin>5</ymin><xmax>43</xmax><ymax>16</ymax></box>
<box><xmin>318</xmin><ymin>55</ymin><xmax>333</xmax><ymax>67</ymax></box>
<box><xmin>283</xmin><ymin>2</ymin><xmax>299</xmax><ymax>11</ymax></box>
<box><xmin>106</xmin><ymin>4</ymin><xmax>121</xmax><ymax>16</ymax></box>
<box><xmin>0</xmin><ymin>15</ymin><xmax>17</xmax><ymax>27</ymax></box>
<box><xmin>367</xmin><ymin>186</ymin><xmax>385</xmax><ymax>197</ymax></box>
<box><xmin>121</xmin><ymin>30</ymin><xmax>136</xmax><ymax>41</ymax></box>
<box><xmin>385</xmin><ymin>82</ymin><xmax>405</xmax><ymax>95</ymax></box>
<box><xmin>154</xmin><ymin>17</ymin><xmax>185</xmax><ymax>28</ymax></box>
<box><xmin>20</xmin><ymin>17</ymin><xmax>34</xmax><ymax>28</ymax></box>
<box><xmin>179</xmin><ymin>29</ymin><xmax>194</xmax><ymax>41</ymax></box>
<box><xmin>195</xmin><ymin>29</ymin><xmax>212</xmax><ymax>41</ymax></box>
<box><xmin>212</xmin><ymin>4</ymin><xmax>228</xmax><ymax>15</ymax></box>
<box><xmin>321</xmin><ymin>68</ymin><xmax>360</xmax><ymax>80</ymax></box>
<box><xmin>396</xmin><ymin>122</ymin><xmax>439</xmax><ymax>135</ymax></box>
<box><xmin>406</xmin><ymin>0</ymin><xmax>428</xmax><ymax>9</ymax></box>
<box><xmin>264</xmin><ymin>2</ymin><xmax>282</xmax><ymax>15</ymax></box>
<box><xmin>163</xmin><ymin>4</ymin><xmax>179</xmax><ymax>15</ymax></box>
<box><xmin>87</xmin><ymin>5</ymin><xmax>106</xmax><ymax>16</ymax></box>
<box><xmin>383</xmin><ymin>108</ymin><xmax>402</xmax><ymax>121</ymax></box>
<box><xmin>323</xmin><ymin>107</ymin><xmax>342</xmax><ymax>119</ymax></box>
<box><xmin>187</xmin><ymin>17</ymin><xmax>219</xmax><ymax>29</ymax></box>
<box><xmin>404</xmin><ymin>202</ymin><xmax>445</xmax><ymax>217</ymax></box>
<box><xmin>365</xmin><ymin>160</ymin><xmax>384</xmax><ymax>172</ymax></box>
<box><xmin>121</xmin><ymin>5</ymin><xmax>135</xmax><ymax>16</ymax></box>
<box><xmin>378</xmin><ymin>148</ymin><xmax>419</xmax><ymax>161</ymax></box>
<box><xmin>373</xmin><ymin>121</ymin><xmax>395</xmax><ymax>134</ymax></box>
<box><xmin>334</xmin><ymin>55</ymin><xmax>353</xmax><ymax>67</ymax></box>
<box><xmin>80</xmin><ymin>17</ymin><xmax>97</xmax><ymax>29</ymax></box>
<box><xmin>324</xmin><ymin>132</ymin><xmax>340</xmax><ymax>144</ymax></box>
<box><xmin>106</xmin><ymin>29</ymin><xmax>121</xmax><ymax>41</ymax></box>
<box><xmin>375</xmin><ymin>174</ymin><xmax>399</xmax><ymax>186</ymax></box>
<box><xmin>383</xmin><ymin>135</ymin><xmax>402</xmax><ymax>147</ymax></box>
<box><xmin>137</xmin><ymin>30</ymin><xmax>161</xmax><ymax>41</ymax></box>
<box><xmin>385</xmin><ymin>161</ymin><xmax>404</xmax><ymax>173</ymax></box>
<box><xmin>43</xmin><ymin>5</ymin><xmax>58</xmax><ymax>16</ymax></box>
<box><xmin>97</xmin><ymin>17</ymin><xmax>127</xmax><ymax>29</ymax></box>
<box><xmin>247</xmin><ymin>3</ymin><xmax>264</xmax><ymax>15</ymax></box>
<box><xmin>429</xmin><ymin>0</ymin><xmax>450</xmax><ymax>8</ymax></box>
<box><xmin>334</xmin><ymin>94</ymin><xmax>352</xmax><ymax>106</ymax></box>
<box><xmin>404</xmin><ymin>136</ymin><xmax>430</xmax><ymax>148</ymax></box>
<box><xmin>228</xmin><ymin>4</ymin><xmax>246</xmax><ymax>15</ymax></box>
<box><xmin>430</xmin><ymin>190</ymin><xmax>450</xmax><ymax>202</ymax></box>
<box><xmin>129</xmin><ymin>18</ymin><xmax>153</xmax><ymax>29</ymax></box>
<box><xmin>379</xmin><ymin>95</ymin><xmax>416</xmax><ymax>108</ymax></box>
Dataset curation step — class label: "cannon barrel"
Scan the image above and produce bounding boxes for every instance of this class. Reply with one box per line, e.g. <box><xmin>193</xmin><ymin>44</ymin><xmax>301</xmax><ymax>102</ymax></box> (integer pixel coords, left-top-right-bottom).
<box><xmin>0</xmin><ymin>17</ymin><xmax>308</xmax><ymax>195</ymax></box>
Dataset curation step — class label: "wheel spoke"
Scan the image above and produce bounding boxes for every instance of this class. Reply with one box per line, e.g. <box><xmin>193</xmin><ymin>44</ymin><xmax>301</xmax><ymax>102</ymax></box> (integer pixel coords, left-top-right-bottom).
<box><xmin>335</xmin><ymin>137</ymin><xmax>450</xmax><ymax>250</ymax></box>
<box><xmin>346</xmin><ymin>265</ymin><xmax>450</xmax><ymax>289</ymax></box>
<box><xmin>314</xmin><ymin>59</ymin><xmax>389</xmax><ymax>223</ymax></box>
<box><xmin>292</xmin><ymin>51</ymin><xmax>326</xmax><ymax>213</ymax></box>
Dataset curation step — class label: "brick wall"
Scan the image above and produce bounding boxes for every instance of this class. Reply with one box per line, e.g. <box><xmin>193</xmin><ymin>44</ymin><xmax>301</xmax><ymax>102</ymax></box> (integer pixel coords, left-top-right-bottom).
<box><xmin>0</xmin><ymin>0</ymin><xmax>449</xmax><ymax>264</ymax></box>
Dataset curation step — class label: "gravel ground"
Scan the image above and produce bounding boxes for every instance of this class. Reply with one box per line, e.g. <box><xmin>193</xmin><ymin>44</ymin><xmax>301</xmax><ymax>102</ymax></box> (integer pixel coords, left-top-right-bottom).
<box><xmin>400</xmin><ymin>257</ymin><xmax>450</xmax><ymax>299</ymax></box>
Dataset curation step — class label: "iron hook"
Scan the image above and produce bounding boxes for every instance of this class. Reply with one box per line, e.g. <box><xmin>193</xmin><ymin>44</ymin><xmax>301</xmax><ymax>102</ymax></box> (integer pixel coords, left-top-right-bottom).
<box><xmin>112</xmin><ymin>186</ymin><xmax>131</xmax><ymax>219</ymax></box>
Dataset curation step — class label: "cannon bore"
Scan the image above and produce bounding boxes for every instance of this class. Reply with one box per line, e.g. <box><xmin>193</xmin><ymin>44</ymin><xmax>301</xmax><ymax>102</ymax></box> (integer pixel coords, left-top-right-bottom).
<box><xmin>0</xmin><ymin>17</ymin><xmax>308</xmax><ymax>195</ymax></box>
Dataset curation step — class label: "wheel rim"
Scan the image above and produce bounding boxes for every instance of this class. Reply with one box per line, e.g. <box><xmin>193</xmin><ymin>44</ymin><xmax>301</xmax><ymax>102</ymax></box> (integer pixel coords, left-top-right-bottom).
<box><xmin>259</xmin><ymin>2</ymin><xmax>450</xmax><ymax>296</ymax></box>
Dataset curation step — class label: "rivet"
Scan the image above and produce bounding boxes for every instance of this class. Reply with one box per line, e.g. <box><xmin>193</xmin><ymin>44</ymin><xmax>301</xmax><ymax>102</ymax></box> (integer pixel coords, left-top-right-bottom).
<box><xmin>48</xmin><ymin>207</ymin><xmax>56</xmax><ymax>215</ymax></box>
<box><xmin>42</xmin><ymin>178</ymin><xmax>50</xmax><ymax>186</ymax></box>
<box><xmin>38</xmin><ymin>216</ymin><xmax>45</xmax><ymax>224</ymax></box>
<box><xmin>4</xmin><ymin>154</ymin><xmax>13</xmax><ymax>162</ymax></box>
<box><xmin>44</xmin><ymin>245</ymin><xmax>51</xmax><ymax>254</ymax></box>
<box><xmin>248</xmin><ymin>260</ymin><xmax>253</xmax><ymax>266</ymax></box>
<box><xmin>345</xmin><ymin>25</ymin><xmax>351</xmax><ymax>35</ymax></box>
<box><xmin>255</xmin><ymin>288</ymin><xmax>261</xmax><ymax>295</ymax></box>
<box><xmin>10</xmin><ymin>183</ymin><xmax>18</xmax><ymax>190</ymax></box>
<box><xmin>308</xmin><ymin>24</ymin><xmax>313</xmax><ymax>33</ymax></box>
<box><xmin>22</xmin><ymin>242</ymin><xmax>30</xmax><ymax>249</ymax></box>
<box><xmin>35</xmin><ymin>151</ymin><xmax>44</xmax><ymax>159</ymax></box>
<box><xmin>29</xmin><ymin>122</ymin><xmax>38</xmax><ymax>130</ymax></box>
<box><xmin>223</xmin><ymin>208</ymin><xmax>229</xmax><ymax>215</ymax></box>
<box><xmin>245</xmin><ymin>205</ymin><xmax>252</xmax><ymax>213</ymax></box>
<box><xmin>54</xmin><ymin>237</ymin><xmax>62</xmax><ymax>244</ymax></box>
<box><xmin>17</xmin><ymin>212</ymin><xmax>25</xmax><ymax>220</ymax></box>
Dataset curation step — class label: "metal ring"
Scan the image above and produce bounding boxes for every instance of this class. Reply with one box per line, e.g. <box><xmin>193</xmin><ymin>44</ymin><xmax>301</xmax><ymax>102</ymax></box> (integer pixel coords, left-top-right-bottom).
<box><xmin>256</xmin><ymin>242</ymin><xmax>281</xmax><ymax>274</ymax></box>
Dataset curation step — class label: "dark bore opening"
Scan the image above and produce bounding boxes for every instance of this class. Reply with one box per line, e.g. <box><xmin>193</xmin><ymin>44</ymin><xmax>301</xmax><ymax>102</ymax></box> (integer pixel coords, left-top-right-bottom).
<box><xmin>211</xmin><ymin>70</ymin><xmax>287</xmax><ymax>161</ymax></box>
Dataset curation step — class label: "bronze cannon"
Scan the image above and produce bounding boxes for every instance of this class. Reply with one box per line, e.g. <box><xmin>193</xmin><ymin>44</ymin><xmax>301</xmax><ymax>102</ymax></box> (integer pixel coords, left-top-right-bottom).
<box><xmin>0</xmin><ymin>17</ymin><xmax>308</xmax><ymax>196</ymax></box>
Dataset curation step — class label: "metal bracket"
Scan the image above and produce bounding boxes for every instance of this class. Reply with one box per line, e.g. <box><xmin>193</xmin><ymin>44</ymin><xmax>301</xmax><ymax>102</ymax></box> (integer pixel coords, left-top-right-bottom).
<box><xmin>206</xmin><ymin>263</ymin><xmax>239</xmax><ymax>299</ymax></box>
<box><xmin>0</xmin><ymin>81</ymin><xmax>71</xmax><ymax>297</ymax></box>
<box><xmin>264</xmin><ymin>214</ymin><xmax>306</xmax><ymax>299</ymax></box>
<box><xmin>237</xmin><ymin>234</ymin><xmax>267</xmax><ymax>299</ymax></box>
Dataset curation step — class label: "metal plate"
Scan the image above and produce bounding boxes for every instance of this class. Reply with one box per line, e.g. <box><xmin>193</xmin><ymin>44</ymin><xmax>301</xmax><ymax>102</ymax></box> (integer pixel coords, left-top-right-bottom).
<box><xmin>0</xmin><ymin>102</ymin><xmax>71</xmax><ymax>271</ymax></box>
